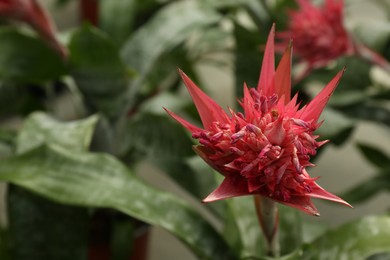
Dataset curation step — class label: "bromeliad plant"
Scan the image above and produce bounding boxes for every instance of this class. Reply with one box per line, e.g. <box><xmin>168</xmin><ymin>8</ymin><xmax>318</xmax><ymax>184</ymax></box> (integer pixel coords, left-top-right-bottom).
<box><xmin>165</xmin><ymin>25</ymin><xmax>352</xmax><ymax>256</ymax></box>
<box><xmin>0</xmin><ymin>0</ymin><xmax>389</xmax><ymax>259</ymax></box>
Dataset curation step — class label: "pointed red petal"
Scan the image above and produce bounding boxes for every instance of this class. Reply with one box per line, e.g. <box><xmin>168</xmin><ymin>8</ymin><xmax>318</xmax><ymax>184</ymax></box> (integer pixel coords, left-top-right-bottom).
<box><xmin>274</xmin><ymin>41</ymin><xmax>292</xmax><ymax>103</ymax></box>
<box><xmin>255</xmin><ymin>189</ymin><xmax>320</xmax><ymax>215</ymax></box>
<box><xmin>242</xmin><ymin>83</ymin><xmax>256</xmax><ymax>121</ymax></box>
<box><xmin>25</xmin><ymin>0</ymin><xmax>67</xmax><ymax>58</ymax></box>
<box><xmin>178</xmin><ymin>69</ymin><xmax>229</xmax><ymax>130</ymax></box>
<box><xmin>308</xmin><ymin>182</ymin><xmax>353</xmax><ymax>208</ymax></box>
<box><xmin>163</xmin><ymin>108</ymin><xmax>202</xmax><ymax>133</ymax></box>
<box><xmin>193</xmin><ymin>145</ymin><xmax>224</xmax><ymax>174</ymax></box>
<box><xmin>257</xmin><ymin>24</ymin><xmax>275</xmax><ymax>96</ymax></box>
<box><xmin>203</xmin><ymin>175</ymin><xmax>249</xmax><ymax>202</ymax></box>
<box><xmin>278</xmin><ymin>196</ymin><xmax>320</xmax><ymax>216</ymax></box>
<box><xmin>300</xmin><ymin>68</ymin><xmax>345</xmax><ymax>122</ymax></box>
<box><xmin>265</xmin><ymin>117</ymin><xmax>286</xmax><ymax>145</ymax></box>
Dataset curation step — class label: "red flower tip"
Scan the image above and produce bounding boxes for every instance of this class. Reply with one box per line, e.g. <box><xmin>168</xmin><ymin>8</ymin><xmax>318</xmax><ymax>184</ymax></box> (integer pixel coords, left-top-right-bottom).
<box><xmin>165</xmin><ymin>26</ymin><xmax>350</xmax><ymax>215</ymax></box>
<box><xmin>0</xmin><ymin>0</ymin><xmax>67</xmax><ymax>58</ymax></box>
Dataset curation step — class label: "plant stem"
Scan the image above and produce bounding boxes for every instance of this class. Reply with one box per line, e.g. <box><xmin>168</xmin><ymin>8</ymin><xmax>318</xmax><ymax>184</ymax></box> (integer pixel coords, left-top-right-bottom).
<box><xmin>355</xmin><ymin>44</ymin><xmax>390</xmax><ymax>73</ymax></box>
<box><xmin>254</xmin><ymin>195</ymin><xmax>279</xmax><ymax>257</ymax></box>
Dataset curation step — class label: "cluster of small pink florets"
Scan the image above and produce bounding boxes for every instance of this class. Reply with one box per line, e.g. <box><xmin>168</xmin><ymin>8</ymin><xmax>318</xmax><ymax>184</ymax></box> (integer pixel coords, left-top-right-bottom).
<box><xmin>191</xmin><ymin>88</ymin><xmax>327</xmax><ymax>203</ymax></box>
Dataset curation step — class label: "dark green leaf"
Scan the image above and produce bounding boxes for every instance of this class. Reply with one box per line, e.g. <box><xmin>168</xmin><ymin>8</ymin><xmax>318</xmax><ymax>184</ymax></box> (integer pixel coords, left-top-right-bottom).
<box><xmin>341</xmin><ymin>173</ymin><xmax>390</xmax><ymax>204</ymax></box>
<box><xmin>0</xmin><ymin>226</ymin><xmax>9</xmax><ymax>260</ymax></box>
<box><xmin>0</xmin><ymin>29</ymin><xmax>66</xmax><ymax>83</ymax></box>
<box><xmin>315</xmin><ymin>107</ymin><xmax>355</xmax><ymax>146</ymax></box>
<box><xmin>0</xmin><ymin>145</ymin><xmax>236</xmax><ymax>260</ymax></box>
<box><xmin>111</xmin><ymin>220</ymin><xmax>135</xmax><ymax>260</ymax></box>
<box><xmin>339</xmin><ymin>102</ymin><xmax>390</xmax><ymax>127</ymax></box>
<box><xmin>366</xmin><ymin>252</ymin><xmax>390</xmax><ymax>260</ymax></box>
<box><xmin>7</xmin><ymin>186</ymin><xmax>88</xmax><ymax>260</ymax></box>
<box><xmin>100</xmin><ymin>0</ymin><xmax>138</xmax><ymax>45</ymax></box>
<box><xmin>0</xmin><ymin>83</ymin><xmax>44</xmax><ymax>117</ymax></box>
<box><xmin>357</xmin><ymin>143</ymin><xmax>390</xmax><ymax>169</ymax></box>
<box><xmin>307</xmin><ymin>57</ymin><xmax>372</xmax><ymax>106</ymax></box>
<box><xmin>69</xmin><ymin>25</ymin><xmax>128</xmax><ymax>120</ymax></box>
<box><xmin>122</xmin><ymin>113</ymin><xmax>216</xmax><ymax>200</ymax></box>
<box><xmin>0</xmin><ymin>128</ymin><xmax>15</xmax><ymax>159</ymax></box>
<box><xmin>234</xmin><ymin>22</ymin><xmax>263</xmax><ymax>100</ymax></box>
<box><xmin>120</xmin><ymin>1</ymin><xmax>221</xmax><ymax>108</ymax></box>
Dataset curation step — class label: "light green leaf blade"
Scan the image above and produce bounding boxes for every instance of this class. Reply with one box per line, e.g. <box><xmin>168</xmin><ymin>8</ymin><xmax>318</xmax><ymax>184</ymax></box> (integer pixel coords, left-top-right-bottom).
<box><xmin>16</xmin><ymin>112</ymin><xmax>98</xmax><ymax>154</ymax></box>
<box><xmin>276</xmin><ymin>216</ymin><xmax>390</xmax><ymax>260</ymax></box>
<box><xmin>279</xmin><ymin>205</ymin><xmax>302</xmax><ymax>255</ymax></box>
<box><xmin>226</xmin><ymin>196</ymin><xmax>265</xmax><ymax>258</ymax></box>
<box><xmin>0</xmin><ymin>145</ymin><xmax>236</xmax><ymax>260</ymax></box>
<box><xmin>8</xmin><ymin>112</ymin><xmax>98</xmax><ymax>260</ymax></box>
<box><xmin>120</xmin><ymin>1</ymin><xmax>221</xmax><ymax>106</ymax></box>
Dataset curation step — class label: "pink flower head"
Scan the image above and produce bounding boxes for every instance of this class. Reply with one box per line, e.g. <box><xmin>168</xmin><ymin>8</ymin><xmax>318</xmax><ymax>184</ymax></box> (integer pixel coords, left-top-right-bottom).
<box><xmin>277</xmin><ymin>0</ymin><xmax>354</xmax><ymax>69</ymax></box>
<box><xmin>0</xmin><ymin>0</ymin><xmax>67</xmax><ymax>58</ymax></box>
<box><xmin>164</xmin><ymin>25</ymin><xmax>352</xmax><ymax>216</ymax></box>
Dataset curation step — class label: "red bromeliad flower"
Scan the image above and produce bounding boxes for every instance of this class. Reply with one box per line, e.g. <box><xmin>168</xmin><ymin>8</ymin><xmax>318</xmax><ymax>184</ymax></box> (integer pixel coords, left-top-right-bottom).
<box><xmin>0</xmin><ymin>0</ymin><xmax>67</xmax><ymax>58</ymax></box>
<box><xmin>164</xmin><ymin>25</ymin><xmax>352</xmax><ymax>216</ymax></box>
<box><xmin>276</xmin><ymin>0</ymin><xmax>354</xmax><ymax>70</ymax></box>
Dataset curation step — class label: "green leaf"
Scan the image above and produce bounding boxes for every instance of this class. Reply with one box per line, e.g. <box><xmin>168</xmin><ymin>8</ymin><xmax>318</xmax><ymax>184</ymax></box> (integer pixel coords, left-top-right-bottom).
<box><xmin>120</xmin><ymin>1</ymin><xmax>221</xmax><ymax>107</ymax></box>
<box><xmin>307</xmin><ymin>57</ymin><xmax>372</xmax><ymax>103</ymax></box>
<box><xmin>225</xmin><ymin>202</ymin><xmax>303</xmax><ymax>257</ymax></box>
<box><xmin>339</xmin><ymin>102</ymin><xmax>390</xmax><ymax>127</ymax></box>
<box><xmin>111</xmin><ymin>220</ymin><xmax>135</xmax><ymax>260</ymax></box>
<box><xmin>0</xmin><ymin>226</ymin><xmax>9</xmax><ymax>260</ymax></box>
<box><xmin>297</xmin><ymin>215</ymin><xmax>390</xmax><ymax>259</ymax></box>
<box><xmin>7</xmin><ymin>112</ymin><xmax>98</xmax><ymax>260</ymax></box>
<box><xmin>234</xmin><ymin>22</ymin><xmax>263</xmax><ymax>100</ymax></box>
<box><xmin>357</xmin><ymin>143</ymin><xmax>390</xmax><ymax>169</ymax></box>
<box><xmin>69</xmin><ymin>25</ymin><xmax>128</xmax><ymax>120</ymax></box>
<box><xmin>279</xmin><ymin>205</ymin><xmax>302</xmax><ymax>255</ymax></box>
<box><xmin>226</xmin><ymin>196</ymin><xmax>265</xmax><ymax>258</ymax></box>
<box><xmin>122</xmin><ymin>113</ymin><xmax>216</xmax><ymax>200</ymax></box>
<box><xmin>0</xmin><ymin>145</ymin><xmax>236</xmax><ymax>260</ymax></box>
<box><xmin>341</xmin><ymin>173</ymin><xmax>390</xmax><ymax>204</ymax></box>
<box><xmin>138</xmin><ymin>92</ymin><xmax>190</xmax><ymax>115</ymax></box>
<box><xmin>315</xmin><ymin>107</ymin><xmax>355</xmax><ymax>146</ymax></box>
<box><xmin>7</xmin><ymin>186</ymin><xmax>88</xmax><ymax>260</ymax></box>
<box><xmin>16</xmin><ymin>112</ymin><xmax>98</xmax><ymax>154</ymax></box>
<box><xmin>0</xmin><ymin>29</ymin><xmax>66</xmax><ymax>83</ymax></box>
<box><xmin>0</xmin><ymin>83</ymin><xmax>44</xmax><ymax>117</ymax></box>
<box><xmin>100</xmin><ymin>0</ymin><xmax>138</xmax><ymax>45</ymax></box>
<box><xmin>366</xmin><ymin>252</ymin><xmax>390</xmax><ymax>260</ymax></box>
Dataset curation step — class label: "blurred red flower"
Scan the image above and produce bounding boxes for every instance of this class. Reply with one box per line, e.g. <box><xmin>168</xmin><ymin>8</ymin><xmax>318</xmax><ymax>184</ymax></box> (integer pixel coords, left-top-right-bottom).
<box><xmin>277</xmin><ymin>0</ymin><xmax>354</xmax><ymax>70</ymax></box>
<box><xmin>0</xmin><ymin>0</ymin><xmax>66</xmax><ymax>58</ymax></box>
